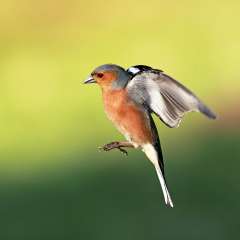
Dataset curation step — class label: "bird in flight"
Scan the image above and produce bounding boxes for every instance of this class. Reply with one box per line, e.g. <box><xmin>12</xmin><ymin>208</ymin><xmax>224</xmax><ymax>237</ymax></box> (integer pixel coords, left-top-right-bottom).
<box><xmin>84</xmin><ymin>64</ymin><xmax>216</xmax><ymax>208</ymax></box>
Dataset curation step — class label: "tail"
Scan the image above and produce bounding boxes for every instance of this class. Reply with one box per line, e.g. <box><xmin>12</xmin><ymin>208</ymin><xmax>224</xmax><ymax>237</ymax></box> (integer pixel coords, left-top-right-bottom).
<box><xmin>142</xmin><ymin>143</ymin><xmax>174</xmax><ymax>208</ymax></box>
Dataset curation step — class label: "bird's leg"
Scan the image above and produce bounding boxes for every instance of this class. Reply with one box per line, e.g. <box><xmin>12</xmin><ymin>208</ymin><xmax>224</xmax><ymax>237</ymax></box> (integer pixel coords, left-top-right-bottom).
<box><xmin>99</xmin><ymin>141</ymin><xmax>134</xmax><ymax>156</ymax></box>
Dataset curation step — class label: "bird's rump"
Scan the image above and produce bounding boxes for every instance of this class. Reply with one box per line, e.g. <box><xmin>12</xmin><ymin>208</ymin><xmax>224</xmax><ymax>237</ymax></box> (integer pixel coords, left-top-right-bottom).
<box><xmin>126</xmin><ymin>66</ymin><xmax>216</xmax><ymax>128</ymax></box>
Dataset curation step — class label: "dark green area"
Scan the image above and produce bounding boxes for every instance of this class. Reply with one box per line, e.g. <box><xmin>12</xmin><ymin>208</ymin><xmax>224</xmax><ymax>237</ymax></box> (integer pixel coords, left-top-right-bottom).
<box><xmin>1</xmin><ymin>133</ymin><xmax>239</xmax><ymax>240</ymax></box>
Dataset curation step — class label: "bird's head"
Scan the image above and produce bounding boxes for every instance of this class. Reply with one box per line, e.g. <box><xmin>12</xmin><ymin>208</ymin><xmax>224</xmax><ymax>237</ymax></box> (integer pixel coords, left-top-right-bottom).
<box><xmin>84</xmin><ymin>64</ymin><xmax>131</xmax><ymax>90</ymax></box>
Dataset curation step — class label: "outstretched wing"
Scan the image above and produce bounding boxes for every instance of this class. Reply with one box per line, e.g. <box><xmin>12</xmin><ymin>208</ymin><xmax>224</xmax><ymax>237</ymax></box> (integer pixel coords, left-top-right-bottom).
<box><xmin>126</xmin><ymin>66</ymin><xmax>216</xmax><ymax>128</ymax></box>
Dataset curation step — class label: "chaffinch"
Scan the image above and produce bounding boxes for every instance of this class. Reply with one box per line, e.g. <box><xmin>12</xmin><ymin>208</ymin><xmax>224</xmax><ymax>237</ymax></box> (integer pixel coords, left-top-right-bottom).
<box><xmin>84</xmin><ymin>64</ymin><xmax>216</xmax><ymax>208</ymax></box>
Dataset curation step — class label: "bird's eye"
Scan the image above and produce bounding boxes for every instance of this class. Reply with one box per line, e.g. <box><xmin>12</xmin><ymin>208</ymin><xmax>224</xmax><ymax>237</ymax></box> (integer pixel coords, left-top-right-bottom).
<box><xmin>97</xmin><ymin>73</ymin><xmax>104</xmax><ymax>78</ymax></box>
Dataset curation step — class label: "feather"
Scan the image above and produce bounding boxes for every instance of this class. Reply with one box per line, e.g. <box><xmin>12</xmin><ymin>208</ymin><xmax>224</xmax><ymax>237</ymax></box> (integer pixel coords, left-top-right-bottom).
<box><xmin>142</xmin><ymin>143</ymin><xmax>173</xmax><ymax>207</ymax></box>
<box><xmin>127</xmin><ymin>66</ymin><xmax>216</xmax><ymax>128</ymax></box>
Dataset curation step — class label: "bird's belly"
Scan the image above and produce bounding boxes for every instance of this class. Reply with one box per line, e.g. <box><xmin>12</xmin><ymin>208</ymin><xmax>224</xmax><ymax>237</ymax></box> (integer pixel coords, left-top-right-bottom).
<box><xmin>103</xmin><ymin>90</ymin><xmax>153</xmax><ymax>146</ymax></box>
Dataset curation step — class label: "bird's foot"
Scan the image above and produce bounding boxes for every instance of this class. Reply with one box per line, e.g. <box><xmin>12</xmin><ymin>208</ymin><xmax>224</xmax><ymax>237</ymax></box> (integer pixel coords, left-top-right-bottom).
<box><xmin>98</xmin><ymin>142</ymin><xmax>129</xmax><ymax>156</ymax></box>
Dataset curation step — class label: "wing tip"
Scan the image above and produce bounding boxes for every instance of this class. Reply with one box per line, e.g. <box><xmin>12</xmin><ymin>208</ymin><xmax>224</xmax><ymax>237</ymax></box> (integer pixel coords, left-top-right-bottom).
<box><xmin>198</xmin><ymin>103</ymin><xmax>217</xmax><ymax>120</ymax></box>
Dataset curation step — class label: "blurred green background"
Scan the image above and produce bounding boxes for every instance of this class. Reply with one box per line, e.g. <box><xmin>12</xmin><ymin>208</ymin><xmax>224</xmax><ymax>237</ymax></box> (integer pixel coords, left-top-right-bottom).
<box><xmin>1</xmin><ymin>0</ymin><xmax>240</xmax><ymax>239</ymax></box>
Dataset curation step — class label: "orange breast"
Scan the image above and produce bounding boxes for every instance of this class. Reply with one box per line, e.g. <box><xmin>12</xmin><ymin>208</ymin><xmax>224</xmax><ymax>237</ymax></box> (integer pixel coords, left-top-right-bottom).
<box><xmin>102</xmin><ymin>89</ymin><xmax>153</xmax><ymax>145</ymax></box>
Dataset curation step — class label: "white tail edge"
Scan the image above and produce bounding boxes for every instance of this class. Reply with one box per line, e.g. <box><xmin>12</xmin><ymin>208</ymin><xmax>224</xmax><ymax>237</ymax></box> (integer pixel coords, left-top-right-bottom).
<box><xmin>142</xmin><ymin>143</ymin><xmax>174</xmax><ymax>208</ymax></box>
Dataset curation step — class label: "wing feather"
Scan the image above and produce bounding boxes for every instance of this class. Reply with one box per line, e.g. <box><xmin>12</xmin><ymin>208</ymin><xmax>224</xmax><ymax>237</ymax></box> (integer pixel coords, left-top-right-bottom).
<box><xmin>127</xmin><ymin>69</ymin><xmax>216</xmax><ymax>128</ymax></box>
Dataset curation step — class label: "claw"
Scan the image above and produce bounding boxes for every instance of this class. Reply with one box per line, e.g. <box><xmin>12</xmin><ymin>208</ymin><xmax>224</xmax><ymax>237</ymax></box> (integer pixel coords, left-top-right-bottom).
<box><xmin>98</xmin><ymin>146</ymin><xmax>103</xmax><ymax>152</ymax></box>
<box><xmin>98</xmin><ymin>142</ymin><xmax>129</xmax><ymax>156</ymax></box>
<box><xmin>118</xmin><ymin>147</ymin><xmax>128</xmax><ymax>156</ymax></box>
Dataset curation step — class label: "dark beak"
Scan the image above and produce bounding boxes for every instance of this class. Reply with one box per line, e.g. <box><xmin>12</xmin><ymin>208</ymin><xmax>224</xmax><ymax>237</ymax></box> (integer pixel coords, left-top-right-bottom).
<box><xmin>84</xmin><ymin>76</ymin><xmax>96</xmax><ymax>84</ymax></box>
